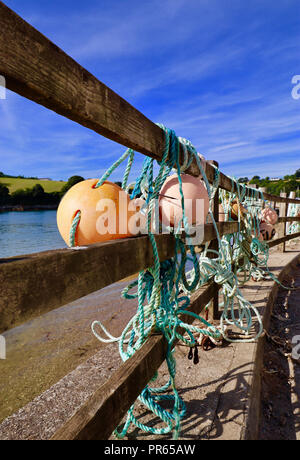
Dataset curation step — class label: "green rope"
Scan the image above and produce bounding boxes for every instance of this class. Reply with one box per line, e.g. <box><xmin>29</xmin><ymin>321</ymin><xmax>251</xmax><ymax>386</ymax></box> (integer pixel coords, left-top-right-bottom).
<box><xmin>66</xmin><ymin>123</ymin><xmax>298</xmax><ymax>438</ymax></box>
<box><xmin>69</xmin><ymin>210</ymin><xmax>81</xmax><ymax>247</ymax></box>
<box><xmin>89</xmin><ymin>126</ymin><xmax>268</xmax><ymax>438</ymax></box>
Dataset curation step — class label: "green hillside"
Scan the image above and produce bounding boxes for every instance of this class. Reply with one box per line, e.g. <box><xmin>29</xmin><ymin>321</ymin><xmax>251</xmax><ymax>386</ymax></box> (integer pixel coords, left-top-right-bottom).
<box><xmin>0</xmin><ymin>177</ymin><xmax>66</xmax><ymax>194</ymax></box>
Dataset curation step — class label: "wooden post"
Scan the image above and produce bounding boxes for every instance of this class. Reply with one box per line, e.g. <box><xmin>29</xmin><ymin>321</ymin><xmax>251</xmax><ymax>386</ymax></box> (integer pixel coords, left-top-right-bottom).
<box><xmin>259</xmin><ymin>187</ymin><xmax>267</xmax><ymax>208</ymax></box>
<box><xmin>279</xmin><ymin>192</ymin><xmax>288</xmax><ymax>252</ymax></box>
<box><xmin>286</xmin><ymin>191</ymin><xmax>296</xmax><ymax>235</ymax></box>
<box><xmin>208</xmin><ymin>160</ymin><xmax>220</xmax><ymax>320</ymax></box>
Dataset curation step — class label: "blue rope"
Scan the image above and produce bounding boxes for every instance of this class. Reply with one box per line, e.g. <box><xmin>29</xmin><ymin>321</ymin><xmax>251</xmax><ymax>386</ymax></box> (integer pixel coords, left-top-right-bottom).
<box><xmin>83</xmin><ymin>125</ymin><xmax>286</xmax><ymax>438</ymax></box>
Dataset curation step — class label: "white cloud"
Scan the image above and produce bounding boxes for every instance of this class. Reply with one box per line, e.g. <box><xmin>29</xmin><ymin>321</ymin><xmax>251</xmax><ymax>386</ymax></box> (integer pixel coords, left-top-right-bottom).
<box><xmin>1</xmin><ymin>0</ymin><xmax>299</xmax><ymax>181</ymax></box>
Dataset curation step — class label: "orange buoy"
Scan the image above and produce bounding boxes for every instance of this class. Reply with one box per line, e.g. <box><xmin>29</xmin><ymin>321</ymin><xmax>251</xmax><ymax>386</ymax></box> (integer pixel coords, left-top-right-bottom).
<box><xmin>259</xmin><ymin>222</ymin><xmax>276</xmax><ymax>241</ymax></box>
<box><xmin>57</xmin><ymin>179</ymin><xmax>136</xmax><ymax>246</ymax></box>
<box><xmin>261</xmin><ymin>207</ymin><xmax>278</xmax><ymax>225</ymax></box>
<box><xmin>159</xmin><ymin>174</ymin><xmax>209</xmax><ymax>228</ymax></box>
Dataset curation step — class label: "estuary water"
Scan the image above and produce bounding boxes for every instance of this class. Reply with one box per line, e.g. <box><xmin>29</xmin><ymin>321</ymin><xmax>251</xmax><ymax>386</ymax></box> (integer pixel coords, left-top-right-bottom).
<box><xmin>0</xmin><ymin>210</ymin><xmax>137</xmax><ymax>423</ymax></box>
<box><xmin>0</xmin><ymin>210</ymin><xmax>66</xmax><ymax>259</ymax></box>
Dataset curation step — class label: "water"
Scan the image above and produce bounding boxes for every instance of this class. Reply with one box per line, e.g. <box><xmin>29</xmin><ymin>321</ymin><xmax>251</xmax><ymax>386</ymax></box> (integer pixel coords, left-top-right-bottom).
<box><xmin>0</xmin><ymin>210</ymin><xmax>67</xmax><ymax>259</ymax></box>
<box><xmin>0</xmin><ymin>209</ymin><xmax>139</xmax><ymax>423</ymax></box>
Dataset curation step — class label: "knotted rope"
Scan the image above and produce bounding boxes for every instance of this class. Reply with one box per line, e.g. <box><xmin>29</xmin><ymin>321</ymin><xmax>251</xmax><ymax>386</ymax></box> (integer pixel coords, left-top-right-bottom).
<box><xmin>68</xmin><ymin>125</ymin><xmax>296</xmax><ymax>438</ymax></box>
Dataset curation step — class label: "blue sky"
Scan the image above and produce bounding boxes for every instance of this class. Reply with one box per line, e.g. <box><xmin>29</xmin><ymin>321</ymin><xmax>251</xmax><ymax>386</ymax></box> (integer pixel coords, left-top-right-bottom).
<box><xmin>0</xmin><ymin>0</ymin><xmax>299</xmax><ymax>182</ymax></box>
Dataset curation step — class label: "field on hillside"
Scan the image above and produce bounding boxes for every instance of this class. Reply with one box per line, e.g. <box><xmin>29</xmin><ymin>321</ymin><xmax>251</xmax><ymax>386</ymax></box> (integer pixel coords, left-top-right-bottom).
<box><xmin>0</xmin><ymin>178</ymin><xmax>66</xmax><ymax>193</ymax></box>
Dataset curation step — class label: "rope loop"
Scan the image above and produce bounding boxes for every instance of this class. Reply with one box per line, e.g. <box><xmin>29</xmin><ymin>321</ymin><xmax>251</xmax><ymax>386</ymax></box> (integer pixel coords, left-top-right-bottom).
<box><xmin>86</xmin><ymin>123</ymin><xmax>277</xmax><ymax>438</ymax></box>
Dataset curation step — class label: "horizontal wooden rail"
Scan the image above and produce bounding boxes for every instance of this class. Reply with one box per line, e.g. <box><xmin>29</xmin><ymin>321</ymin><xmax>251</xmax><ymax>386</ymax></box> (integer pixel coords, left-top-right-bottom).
<box><xmin>277</xmin><ymin>216</ymin><xmax>300</xmax><ymax>223</ymax></box>
<box><xmin>51</xmin><ymin>281</ymin><xmax>218</xmax><ymax>440</ymax></box>
<box><xmin>267</xmin><ymin>231</ymin><xmax>300</xmax><ymax>249</ymax></box>
<box><xmin>0</xmin><ymin>222</ymin><xmax>238</xmax><ymax>333</ymax></box>
<box><xmin>50</xmin><ymin>229</ymin><xmax>300</xmax><ymax>441</ymax></box>
<box><xmin>0</xmin><ymin>3</ymin><xmax>241</xmax><ymax>186</ymax></box>
<box><xmin>263</xmin><ymin>191</ymin><xmax>300</xmax><ymax>205</ymax></box>
<box><xmin>0</xmin><ymin>2</ymin><xmax>165</xmax><ymax>160</ymax></box>
<box><xmin>0</xmin><ymin>1</ymin><xmax>196</xmax><ymax>176</ymax></box>
<box><xmin>1</xmin><ymin>2</ymin><xmax>299</xmax><ymax>204</ymax></box>
<box><xmin>0</xmin><ymin>2</ymin><xmax>299</xmax><ymax>443</ymax></box>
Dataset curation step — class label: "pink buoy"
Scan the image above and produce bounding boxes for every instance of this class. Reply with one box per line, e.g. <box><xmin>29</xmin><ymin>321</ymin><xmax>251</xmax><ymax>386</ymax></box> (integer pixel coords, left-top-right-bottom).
<box><xmin>261</xmin><ymin>207</ymin><xmax>278</xmax><ymax>225</ymax></box>
<box><xmin>259</xmin><ymin>222</ymin><xmax>276</xmax><ymax>241</ymax></box>
<box><xmin>252</xmin><ymin>230</ymin><xmax>264</xmax><ymax>242</ymax></box>
<box><xmin>159</xmin><ymin>174</ymin><xmax>209</xmax><ymax>228</ymax></box>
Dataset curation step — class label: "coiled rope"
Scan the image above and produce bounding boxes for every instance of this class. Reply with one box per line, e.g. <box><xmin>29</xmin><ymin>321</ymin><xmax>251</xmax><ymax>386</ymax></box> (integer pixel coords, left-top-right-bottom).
<box><xmin>68</xmin><ymin>125</ymin><xmax>296</xmax><ymax>438</ymax></box>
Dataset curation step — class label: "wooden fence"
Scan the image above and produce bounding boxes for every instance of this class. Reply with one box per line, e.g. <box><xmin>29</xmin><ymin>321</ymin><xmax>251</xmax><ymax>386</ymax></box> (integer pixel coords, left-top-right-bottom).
<box><xmin>0</xmin><ymin>1</ymin><xmax>300</xmax><ymax>440</ymax></box>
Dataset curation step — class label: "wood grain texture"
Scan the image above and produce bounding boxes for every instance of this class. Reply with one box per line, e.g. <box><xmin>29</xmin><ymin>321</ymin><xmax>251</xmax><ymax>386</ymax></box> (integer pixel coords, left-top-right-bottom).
<box><xmin>0</xmin><ymin>234</ymin><xmax>173</xmax><ymax>334</ymax></box>
<box><xmin>278</xmin><ymin>192</ymin><xmax>288</xmax><ymax>252</ymax></box>
<box><xmin>0</xmin><ymin>2</ymin><xmax>165</xmax><ymax>159</ymax></box>
<box><xmin>267</xmin><ymin>231</ymin><xmax>300</xmax><ymax>249</ymax></box>
<box><xmin>0</xmin><ymin>1</ymin><xmax>197</xmax><ymax>175</ymax></box>
<box><xmin>0</xmin><ymin>222</ymin><xmax>238</xmax><ymax>333</ymax></box>
<box><xmin>263</xmin><ymin>191</ymin><xmax>300</xmax><ymax>205</ymax></box>
<box><xmin>208</xmin><ymin>161</ymin><xmax>220</xmax><ymax>320</ymax></box>
<box><xmin>277</xmin><ymin>216</ymin><xmax>300</xmax><ymax>223</ymax></box>
<box><xmin>51</xmin><ymin>282</ymin><xmax>218</xmax><ymax>440</ymax></box>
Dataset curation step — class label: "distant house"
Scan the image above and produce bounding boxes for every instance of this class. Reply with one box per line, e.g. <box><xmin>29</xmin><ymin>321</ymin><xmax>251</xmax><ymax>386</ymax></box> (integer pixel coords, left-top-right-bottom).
<box><xmin>270</xmin><ymin>178</ymin><xmax>280</xmax><ymax>182</ymax></box>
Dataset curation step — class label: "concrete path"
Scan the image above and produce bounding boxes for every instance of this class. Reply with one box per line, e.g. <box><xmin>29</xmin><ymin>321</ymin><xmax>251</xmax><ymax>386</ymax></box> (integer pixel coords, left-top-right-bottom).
<box><xmin>119</xmin><ymin>244</ymin><xmax>300</xmax><ymax>440</ymax></box>
<box><xmin>0</xmin><ymin>243</ymin><xmax>299</xmax><ymax>440</ymax></box>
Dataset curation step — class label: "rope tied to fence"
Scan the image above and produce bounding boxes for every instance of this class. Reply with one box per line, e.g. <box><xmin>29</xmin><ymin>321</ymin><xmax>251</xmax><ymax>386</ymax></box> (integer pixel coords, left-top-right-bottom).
<box><xmin>79</xmin><ymin>124</ymin><xmax>270</xmax><ymax>439</ymax></box>
<box><xmin>68</xmin><ymin>125</ymin><xmax>300</xmax><ymax>436</ymax></box>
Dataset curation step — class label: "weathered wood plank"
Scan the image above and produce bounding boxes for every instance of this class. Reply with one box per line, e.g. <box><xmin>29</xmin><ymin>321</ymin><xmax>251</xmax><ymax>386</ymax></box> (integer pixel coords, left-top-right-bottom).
<box><xmin>263</xmin><ymin>191</ymin><xmax>300</xmax><ymax>205</ymax></box>
<box><xmin>0</xmin><ymin>234</ymin><xmax>174</xmax><ymax>334</ymax></box>
<box><xmin>267</xmin><ymin>231</ymin><xmax>300</xmax><ymax>249</ymax></box>
<box><xmin>0</xmin><ymin>222</ymin><xmax>238</xmax><ymax>333</ymax></box>
<box><xmin>51</xmin><ymin>282</ymin><xmax>218</xmax><ymax>440</ymax></box>
<box><xmin>277</xmin><ymin>216</ymin><xmax>300</xmax><ymax>223</ymax></box>
<box><xmin>0</xmin><ymin>2</ymin><xmax>164</xmax><ymax>161</ymax></box>
<box><xmin>278</xmin><ymin>192</ymin><xmax>288</xmax><ymax>252</ymax></box>
<box><xmin>0</xmin><ymin>2</ymin><xmax>200</xmax><ymax>176</ymax></box>
<box><xmin>208</xmin><ymin>161</ymin><xmax>220</xmax><ymax>320</ymax></box>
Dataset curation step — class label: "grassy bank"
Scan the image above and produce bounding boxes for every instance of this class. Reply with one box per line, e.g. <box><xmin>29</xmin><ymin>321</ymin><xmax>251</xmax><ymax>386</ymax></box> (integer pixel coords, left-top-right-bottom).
<box><xmin>0</xmin><ymin>178</ymin><xmax>66</xmax><ymax>194</ymax></box>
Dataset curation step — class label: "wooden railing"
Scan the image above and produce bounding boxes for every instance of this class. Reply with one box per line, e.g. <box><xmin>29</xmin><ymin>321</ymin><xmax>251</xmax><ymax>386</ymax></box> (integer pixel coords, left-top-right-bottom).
<box><xmin>0</xmin><ymin>1</ymin><xmax>300</xmax><ymax>440</ymax></box>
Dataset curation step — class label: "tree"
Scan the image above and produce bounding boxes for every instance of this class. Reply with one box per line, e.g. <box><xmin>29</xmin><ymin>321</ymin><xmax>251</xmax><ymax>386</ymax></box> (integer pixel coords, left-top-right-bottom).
<box><xmin>0</xmin><ymin>183</ymin><xmax>10</xmax><ymax>205</ymax></box>
<box><xmin>61</xmin><ymin>175</ymin><xmax>84</xmax><ymax>195</ymax></box>
<box><xmin>296</xmin><ymin>169</ymin><xmax>300</xmax><ymax>179</ymax></box>
<box><xmin>32</xmin><ymin>184</ymin><xmax>44</xmax><ymax>198</ymax></box>
<box><xmin>285</xmin><ymin>178</ymin><xmax>298</xmax><ymax>194</ymax></box>
<box><xmin>11</xmin><ymin>188</ymin><xmax>29</xmax><ymax>205</ymax></box>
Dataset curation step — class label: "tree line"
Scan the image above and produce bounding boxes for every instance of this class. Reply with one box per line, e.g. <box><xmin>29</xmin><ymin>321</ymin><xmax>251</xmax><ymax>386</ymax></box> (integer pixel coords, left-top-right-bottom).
<box><xmin>0</xmin><ymin>176</ymin><xmax>84</xmax><ymax>206</ymax></box>
<box><xmin>1</xmin><ymin>168</ymin><xmax>299</xmax><ymax>206</ymax></box>
<box><xmin>250</xmin><ymin>169</ymin><xmax>300</xmax><ymax>196</ymax></box>
<box><xmin>238</xmin><ymin>169</ymin><xmax>300</xmax><ymax>197</ymax></box>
